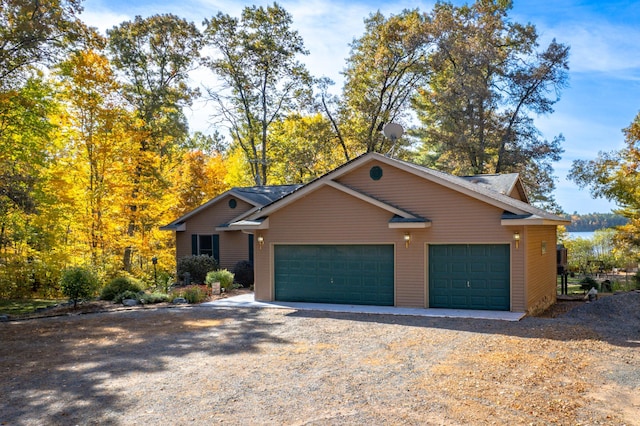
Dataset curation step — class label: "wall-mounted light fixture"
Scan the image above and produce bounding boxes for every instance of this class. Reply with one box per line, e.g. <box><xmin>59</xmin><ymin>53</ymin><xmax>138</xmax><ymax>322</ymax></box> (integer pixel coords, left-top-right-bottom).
<box><xmin>513</xmin><ymin>231</ymin><xmax>520</xmax><ymax>249</ymax></box>
<box><xmin>257</xmin><ymin>235</ymin><xmax>264</xmax><ymax>250</ymax></box>
<box><xmin>404</xmin><ymin>232</ymin><xmax>411</xmax><ymax>248</ymax></box>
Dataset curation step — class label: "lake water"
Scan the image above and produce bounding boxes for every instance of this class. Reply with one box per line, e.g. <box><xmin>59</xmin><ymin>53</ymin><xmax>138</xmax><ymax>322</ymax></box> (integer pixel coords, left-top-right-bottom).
<box><xmin>566</xmin><ymin>231</ymin><xmax>596</xmax><ymax>240</ymax></box>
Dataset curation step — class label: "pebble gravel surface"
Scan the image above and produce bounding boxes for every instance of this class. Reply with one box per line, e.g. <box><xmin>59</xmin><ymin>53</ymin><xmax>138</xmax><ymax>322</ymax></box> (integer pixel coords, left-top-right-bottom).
<box><xmin>1</xmin><ymin>291</ymin><xmax>639</xmax><ymax>425</ymax></box>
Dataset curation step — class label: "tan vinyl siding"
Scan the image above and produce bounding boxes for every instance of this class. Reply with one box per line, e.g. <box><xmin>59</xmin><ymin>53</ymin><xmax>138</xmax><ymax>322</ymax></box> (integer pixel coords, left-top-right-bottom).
<box><xmin>510</xmin><ymin>226</ymin><xmax>526</xmax><ymax>312</ymax></box>
<box><xmin>253</xmin><ymin>185</ymin><xmax>427</xmax><ymax>307</ymax></box>
<box><xmin>254</xmin><ymin>241</ymin><xmax>272</xmax><ymax>301</ymax></box>
<box><xmin>338</xmin><ymin>160</ymin><xmax>525</xmax><ymax>310</ymax></box>
<box><xmin>524</xmin><ymin>226</ymin><xmax>558</xmax><ymax>314</ymax></box>
<box><xmin>337</xmin><ymin>160</ymin><xmax>513</xmax><ymax>241</ymax></box>
<box><xmin>253</xmin><ymin>159</ymin><xmax>559</xmax><ymax>311</ymax></box>
<box><xmin>255</xmin><ymin>162</ymin><xmax>524</xmax><ymax>309</ymax></box>
<box><xmin>175</xmin><ymin>196</ymin><xmax>254</xmax><ymax>270</ymax></box>
<box><xmin>508</xmin><ymin>186</ymin><xmax>524</xmax><ymax>201</ymax></box>
<box><xmin>218</xmin><ymin>231</ymin><xmax>250</xmax><ymax>270</ymax></box>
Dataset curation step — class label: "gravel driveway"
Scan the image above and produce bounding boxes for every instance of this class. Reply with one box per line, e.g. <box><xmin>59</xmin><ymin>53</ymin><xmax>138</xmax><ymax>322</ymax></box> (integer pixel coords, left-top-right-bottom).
<box><xmin>1</xmin><ymin>292</ymin><xmax>639</xmax><ymax>425</ymax></box>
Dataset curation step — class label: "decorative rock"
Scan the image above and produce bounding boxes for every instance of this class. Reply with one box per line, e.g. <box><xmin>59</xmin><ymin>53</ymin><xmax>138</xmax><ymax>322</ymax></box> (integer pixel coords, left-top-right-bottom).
<box><xmin>122</xmin><ymin>299</ymin><xmax>139</xmax><ymax>307</ymax></box>
<box><xmin>172</xmin><ymin>297</ymin><xmax>188</xmax><ymax>304</ymax></box>
<box><xmin>0</xmin><ymin>315</ymin><xmax>9</xmax><ymax>322</ymax></box>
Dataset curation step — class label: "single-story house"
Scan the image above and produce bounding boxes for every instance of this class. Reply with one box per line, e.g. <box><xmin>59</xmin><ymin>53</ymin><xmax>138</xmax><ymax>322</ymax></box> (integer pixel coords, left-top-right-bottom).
<box><xmin>161</xmin><ymin>185</ymin><xmax>301</xmax><ymax>270</ymax></box>
<box><xmin>164</xmin><ymin>153</ymin><xmax>570</xmax><ymax>314</ymax></box>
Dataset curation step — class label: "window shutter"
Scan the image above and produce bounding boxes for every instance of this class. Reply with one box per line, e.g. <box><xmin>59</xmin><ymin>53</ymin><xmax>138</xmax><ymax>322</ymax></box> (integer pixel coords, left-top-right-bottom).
<box><xmin>191</xmin><ymin>234</ymin><xmax>198</xmax><ymax>255</ymax></box>
<box><xmin>248</xmin><ymin>234</ymin><xmax>254</xmax><ymax>263</ymax></box>
<box><xmin>213</xmin><ymin>235</ymin><xmax>220</xmax><ymax>264</ymax></box>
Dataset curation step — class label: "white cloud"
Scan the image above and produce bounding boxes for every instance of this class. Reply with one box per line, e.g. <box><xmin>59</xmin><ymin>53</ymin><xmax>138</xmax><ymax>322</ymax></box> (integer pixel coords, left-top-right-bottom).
<box><xmin>79</xmin><ymin>1</ymin><xmax>131</xmax><ymax>34</ymax></box>
<box><xmin>558</xmin><ymin>24</ymin><xmax>640</xmax><ymax>74</ymax></box>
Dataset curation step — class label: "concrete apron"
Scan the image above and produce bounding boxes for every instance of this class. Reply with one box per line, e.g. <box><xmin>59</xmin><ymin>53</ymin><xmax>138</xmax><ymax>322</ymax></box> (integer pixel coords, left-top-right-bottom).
<box><xmin>201</xmin><ymin>293</ymin><xmax>526</xmax><ymax>322</ymax></box>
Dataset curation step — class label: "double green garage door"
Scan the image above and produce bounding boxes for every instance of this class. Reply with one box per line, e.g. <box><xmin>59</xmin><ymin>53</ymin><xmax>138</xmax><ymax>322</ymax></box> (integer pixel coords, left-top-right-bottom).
<box><xmin>274</xmin><ymin>244</ymin><xmax>510</xmax><ymax>310</ymax></box>
<box><xmin>275</xmin><ymin>245</ymin><xmax>395</xmax><ymax>306</ymax></box>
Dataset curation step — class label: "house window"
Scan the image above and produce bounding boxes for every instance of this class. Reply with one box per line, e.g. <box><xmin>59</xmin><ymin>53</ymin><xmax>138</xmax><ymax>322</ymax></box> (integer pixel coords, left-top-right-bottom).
<box><xmin>370</xmin><ymin>166</ymin><xmax>383</xmax><ymax>180</ymax></box>
<box><xmin>228</xmin><ymin>198</ymin><xmax>237</xmax><ymax>209</ymax></box>
<box><xmin>191</xmin><ymin>234</ymin><xmax>220</xmax><ymax>262</ymax></box>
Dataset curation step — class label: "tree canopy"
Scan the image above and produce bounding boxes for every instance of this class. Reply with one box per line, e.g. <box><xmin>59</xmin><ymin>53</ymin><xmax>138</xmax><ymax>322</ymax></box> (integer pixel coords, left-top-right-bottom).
<box><xmin>202</xmin><ymin>3</ymin><xmax>313</xmax><ymax>186</ymax></box>
<box><xmin>413</xmin><ymin>0</ymin><xmax>569</xmax><ymax>209</ymax></box>
<box><xmin>0</xmin><ymin>0</ymin><xmax>582</xmax><ymax>298</ymax></box>
<box><xmin>570</xmin><ymin>111</ymin><xmax>640</xmax><ymax>248</ymax></box>
<box><xmin>335</xmin><ymin>8</ymin><xmax>432</xmax><ymax>158</ymax></box>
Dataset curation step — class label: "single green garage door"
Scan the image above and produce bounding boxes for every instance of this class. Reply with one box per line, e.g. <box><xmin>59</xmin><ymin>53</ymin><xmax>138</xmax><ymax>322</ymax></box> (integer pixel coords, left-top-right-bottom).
<box><xmin>429</xmin><ymin>244</ymin><xmax>510</xmax><ymax>311</ymax></box>
<box><xmin>274</xmin><ymin>245</ymin><xmax>394</xmax><ymax>306</ymax></box>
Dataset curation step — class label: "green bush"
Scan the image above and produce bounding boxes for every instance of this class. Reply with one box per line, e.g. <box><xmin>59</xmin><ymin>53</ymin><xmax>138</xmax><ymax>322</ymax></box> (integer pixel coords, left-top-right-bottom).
<box><xmin>139</xmin><ymin>292</ymin><xmax>170</xmax><ymax>304</ymax></box>
<box><xmin>177</xmin><ymin>255</ymin><xmax>218</xmax><ymax>284</ymax></box>
<box><xmin>101</xmin><ymin>276</ymin><xmax>143</xmax><ymax>301</ymax></box>
<box><xmin>232</xmin><ymin>260</ymin><xmax>254</xmax><ymax>287</ymax></box>
<box><xmin>60</xmin><ymin>267</ymin><xmax>100</xmax><ymax>308</ymax></box>
<box><xmin>580</xmin><ymin>276</ymin><xmax>599</xmax><ymax>292</ymax></box>
<box><xmin>174</xmin><ymin>285</ymin><xmax>208</xmax><ymax>303</ymax></box>
<box><xmin>114</xmin><ymin>290</ymin><xmax>141</xmax><ymax>304</ymax></box>
<box><xmin>206</xmin><ymin>269</ymin><xmax>236</xmax><ymax>291</ymax></box>
<box><xmin>633</xmin><ymin>271</ymin><xmax>640</xmax><ymax>289</ymax></box>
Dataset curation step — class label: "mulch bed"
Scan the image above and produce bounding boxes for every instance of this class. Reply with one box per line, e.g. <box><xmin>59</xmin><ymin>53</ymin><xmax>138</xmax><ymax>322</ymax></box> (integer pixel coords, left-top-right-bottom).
<box><xmin>3</xmin><ymin>287</ymin><xmax>253</xmax><ymax>321</ymax></box>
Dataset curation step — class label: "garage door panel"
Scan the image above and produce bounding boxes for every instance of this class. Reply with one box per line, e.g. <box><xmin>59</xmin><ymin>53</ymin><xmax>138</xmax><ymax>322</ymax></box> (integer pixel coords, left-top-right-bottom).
<box><xmin>490</xmin><ymin>263</ymin><xmax>508</xmax><ymax>273</ymax></box>
<box><xmin>275</xmin><ymin>245</ymin><xmax>394</xmax><ymax>306</ymax></box>
<box><xmin>471</xmin><ymin>279</ymin><xmax>487</xmax><ymax>290</ymax></box>
<box><xmin>470</xmin><ymin>262</ymin><xmax>487</xmax><ymax>273</ymax></box>
<box><xmin>449</xmin><ymin>295</ymin><xmax>468</xmax><ymax>308</ymax></box>
<box><xmin>429</xmin><ymin>244</ymin><xmax>510</xmax><ymax>311</ymax></box>
<box><xmin>451</xmin><ymin>263</ymin><xmax>467</xmax><ymax>273</ymax></box>
<box><xmin>451</xmin><ymin>279</ymin><xmax>467</xmax><ymax>289</ymax></box>
<box><xmin>431</xmin><ymin>263</ymin><xmax>449</xmax><ymax>274</ymax></box>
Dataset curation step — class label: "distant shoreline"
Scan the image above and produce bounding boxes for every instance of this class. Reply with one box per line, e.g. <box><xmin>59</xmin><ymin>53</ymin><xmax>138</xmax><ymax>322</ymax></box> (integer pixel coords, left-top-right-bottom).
<box><xmin>566</xmin><ymin>231</ymin><xmax>595</xmax><ymax>239</ymax></box>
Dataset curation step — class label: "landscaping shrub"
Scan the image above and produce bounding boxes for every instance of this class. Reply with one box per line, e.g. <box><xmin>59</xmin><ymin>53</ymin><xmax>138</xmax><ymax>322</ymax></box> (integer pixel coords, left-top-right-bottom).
<box><xmin>633</xmin><ymin>271</ymin><xmax>640</xmax><ymax>289</ymax></box>
<box><xmin>113</xmin><ymin>290</ymin><xmax>141</xmax><ymax>304</ymax></box>
<box><xmin>60</xmin><ymin>267</ymin><xmax>100</xmax><ymax>308</ymax></box>
<box><xmin>139</xmin><ymin>292</ymin><xmax>170</xmax><ymax>304</ymax></box>
<box><xmin>579</xmin><ymin>276</ymin><xmax>599</xmax><ymax>292</ymax></box>
<box><xmin>101</xmin><ymin>276</ymin><xmax>143</xmax><ymax>301</ymax></box>
<box><xmin>206</xmin><ymin>269</ymin><xmax>236</xmax><ymax>291</ymax></box>
<box><xmin>173</xmin><ymin>285</ymin><xmax>208</xmax><ymax>303</ymax></box>
<box><xmin>177</xmin><ymin>255</ymin><xmax>218</xmax><ymax>284</ymax></box>
<box><xmin>232</xmin><ymin>260</ymin><xmax>254</xmax><ymax>287</ymax></box>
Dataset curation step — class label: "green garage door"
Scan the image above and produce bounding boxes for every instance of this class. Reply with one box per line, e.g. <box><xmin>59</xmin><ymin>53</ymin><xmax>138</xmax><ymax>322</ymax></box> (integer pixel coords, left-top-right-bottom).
<box><xmin>275</xmin><ymin>245</ymin><xmax>394</xmax><ymax>306</ymax></box>
<box><xmin>429</xmin><ymin>244</ymin><xmax>510</xmax><ymax>311</ymax></box>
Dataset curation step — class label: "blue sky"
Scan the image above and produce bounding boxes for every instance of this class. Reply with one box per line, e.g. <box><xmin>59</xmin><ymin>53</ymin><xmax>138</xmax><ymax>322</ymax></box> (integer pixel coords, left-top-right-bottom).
<box><xmin>80</xmin><ymin>0</ymin><xmax>640</xmax><ymax>214</ymax></box>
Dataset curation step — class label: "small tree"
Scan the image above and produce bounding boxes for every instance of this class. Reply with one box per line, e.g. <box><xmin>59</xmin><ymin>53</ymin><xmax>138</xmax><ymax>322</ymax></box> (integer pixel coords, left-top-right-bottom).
<box><xmin>60</xmin><ymin>267</ymin><xmax>100</xmax><ymax>308</ymax></box>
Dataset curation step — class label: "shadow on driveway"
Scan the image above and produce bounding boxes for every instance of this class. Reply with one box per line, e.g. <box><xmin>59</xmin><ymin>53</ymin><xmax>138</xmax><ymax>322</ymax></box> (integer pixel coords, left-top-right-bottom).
<box><xmin>0</xmin><ymin>306</ymin><xmax>289</xmax><ymax>425</ymax></box>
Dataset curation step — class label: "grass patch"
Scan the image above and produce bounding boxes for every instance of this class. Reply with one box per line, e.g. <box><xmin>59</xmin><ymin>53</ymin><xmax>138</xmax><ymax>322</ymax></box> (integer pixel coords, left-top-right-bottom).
<box><xmin>0</xmin><ymin>299</ymin><xmax>67</xmax><ymax>316</ymax></box>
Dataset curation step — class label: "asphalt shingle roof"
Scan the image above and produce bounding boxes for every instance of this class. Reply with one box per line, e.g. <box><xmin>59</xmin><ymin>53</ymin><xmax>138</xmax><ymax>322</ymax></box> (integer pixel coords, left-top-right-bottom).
<box><xmin>160</xmin><ymin>184</ymin><xmax>302</xmax><ymax>230</ymax></box>
<box><xmin>230</xmin><ymin>185</ymin><xmax>302</xmax><ymax>205</ymax></box>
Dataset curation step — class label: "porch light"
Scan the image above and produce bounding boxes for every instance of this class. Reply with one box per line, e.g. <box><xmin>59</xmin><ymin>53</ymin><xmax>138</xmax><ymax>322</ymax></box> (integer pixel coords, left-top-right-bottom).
<box><xmin>513</xmin><ymin>231</ymin><xmax>520</xmax><ymax>249</ymax></box>
<box><xmin>404</xmin><ymin>232</ymin><xmax>411</xmax><ymax>248</ymax></box>
<box><xmin>257</xmin><ymin>235</ymin><xmax>264</xmax><ymax>250</ymax></box>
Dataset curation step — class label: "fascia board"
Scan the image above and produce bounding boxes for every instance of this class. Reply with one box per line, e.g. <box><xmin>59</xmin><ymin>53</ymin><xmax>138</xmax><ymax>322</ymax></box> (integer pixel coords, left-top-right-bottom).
<box><xmin>241</xmin><ymin>164</ymin><xmax>367</xmax><ymax>220</ymax></box>
<box><xmin>162</xmin><ymin>190</ymin><xmax>260</xmax><ymax>228</ymax></box>
<box><xmin>388</xmin><ymin>222</ymin><xmax>431</xmax><ymax>229</ymax></box>
<box><xmin>227</xmin><ymin>217</ymin><xmax>270</xmax><ymax>230</ymax></box>
<box><xmin>159</xmin><ymin>222</ymin><xmax>186</xmax><ymax>231</ymax></box>
<box><xmin>325</xmin><ymin>180</ymin><xmax>417</xmax><ymax>218</ymax></box>
<box><xmin>501</xmin><ymin>217</ymin><xmax>572</xmax><ymax>226</ymax></box>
